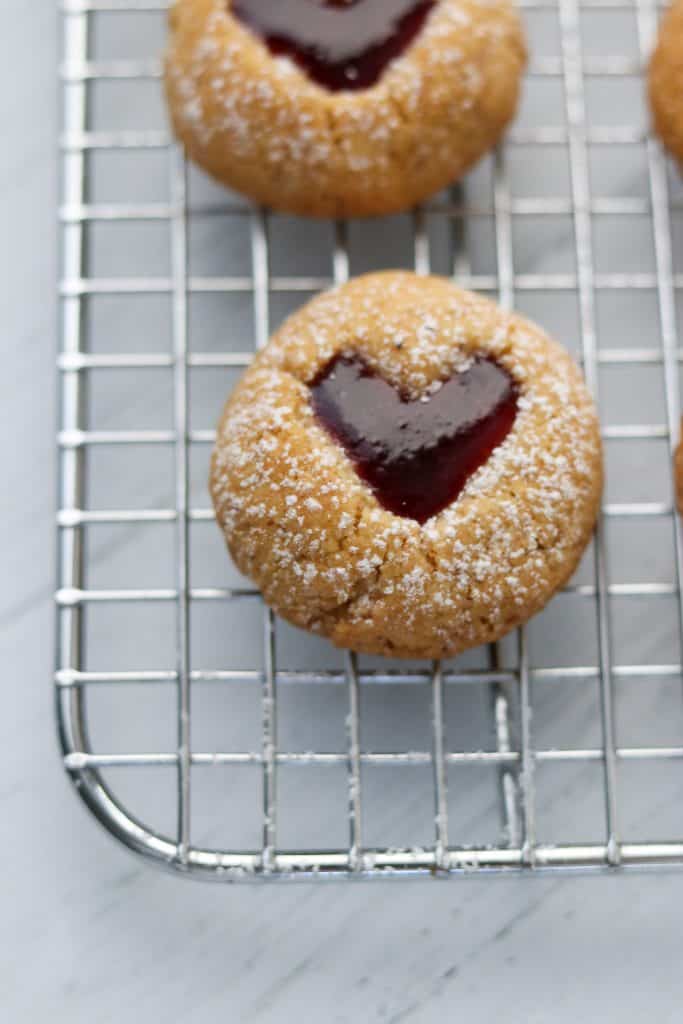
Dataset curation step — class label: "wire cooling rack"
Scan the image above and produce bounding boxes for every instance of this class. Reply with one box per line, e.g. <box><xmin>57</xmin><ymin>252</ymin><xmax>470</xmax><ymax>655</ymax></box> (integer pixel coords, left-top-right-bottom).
<box><xmin>57</xmin><ymin>0</ymin><xmax>683</xmax><ymax>879</ymax></box>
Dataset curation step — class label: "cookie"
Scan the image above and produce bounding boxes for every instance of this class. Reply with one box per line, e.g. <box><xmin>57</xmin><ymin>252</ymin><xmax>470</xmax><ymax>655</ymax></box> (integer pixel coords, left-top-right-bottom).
<box><xmin>649</xmin><ymin>0</ymin><xmax>683</xmax><ymax>164</ymax></box>
<box><xmin>164</xmin><ymin>0</ymin><xmax>527</xmax><ymax>218</ymax></box>
<box><xmin>675</xmin><ymin>418</ymin><xmax>683</xmax><ymax>515</ymax></box>
<box><xmin>210</xmin><ymin>272</ymin><xmax>603</xmax><ymax>659</ymax></box>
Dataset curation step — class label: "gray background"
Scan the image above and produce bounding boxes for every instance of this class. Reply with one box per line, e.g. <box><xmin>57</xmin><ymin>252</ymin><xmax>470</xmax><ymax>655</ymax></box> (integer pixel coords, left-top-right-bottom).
<box><xmin>6</xmin><ymin>1</ymin><xmax>683</xmax><ymax>1021</ymax></box>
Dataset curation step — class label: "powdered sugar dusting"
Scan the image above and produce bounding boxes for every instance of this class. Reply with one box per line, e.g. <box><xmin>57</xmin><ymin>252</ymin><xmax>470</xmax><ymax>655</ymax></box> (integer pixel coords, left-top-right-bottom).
<box><xmin>165</xmin><ymin>0</ymin><xmax>526</xmax><ymax>217</ymax></box>
<box><xmin>210</xmin><ymin>273</ymin><xmax>602</xmax><ymax>659</ymax></box>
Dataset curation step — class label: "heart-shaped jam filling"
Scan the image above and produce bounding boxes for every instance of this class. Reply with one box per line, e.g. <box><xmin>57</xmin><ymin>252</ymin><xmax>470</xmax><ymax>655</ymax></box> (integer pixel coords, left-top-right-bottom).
<box><xmin>310</xmin><ymin>354</ymin><xmax>519</xmax><ymax>523</ymax></box>
<box><xmin>231</xmin><ymin>0</ymin><xmax>436</xmax><ymax>92</ymax></box>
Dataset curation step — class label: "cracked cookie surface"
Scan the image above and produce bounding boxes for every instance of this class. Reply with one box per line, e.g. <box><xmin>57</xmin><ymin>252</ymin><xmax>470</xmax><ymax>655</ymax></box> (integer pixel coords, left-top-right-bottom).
<box><xmin>210</xmin><ymin>273</ymin><xmax>603</xmax><ymax>658</ymax></box>
<box><xmin>164</xmin><ymin>0</ymin><xmax>526</xmax><ymax>218</ymax></box>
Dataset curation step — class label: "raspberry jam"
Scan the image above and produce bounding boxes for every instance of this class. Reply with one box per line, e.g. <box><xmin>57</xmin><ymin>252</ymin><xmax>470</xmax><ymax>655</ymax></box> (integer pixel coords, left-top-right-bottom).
<box><xmin>310</xmin><ymin>354</ymin><xmax>519</xmax><ymax>523</ymax></box>
<box><xmin>231</xmin><ymin>0</ymin><xmax>436</xmax><ymax>92</ymax></box>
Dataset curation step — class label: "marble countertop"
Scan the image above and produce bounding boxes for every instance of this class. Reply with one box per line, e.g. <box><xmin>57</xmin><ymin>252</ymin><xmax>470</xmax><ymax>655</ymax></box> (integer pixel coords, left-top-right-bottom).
<box><xmin>5</xmin><ymin>3</ymin><xmax>683</xmax><ymax>1021</ymax></box>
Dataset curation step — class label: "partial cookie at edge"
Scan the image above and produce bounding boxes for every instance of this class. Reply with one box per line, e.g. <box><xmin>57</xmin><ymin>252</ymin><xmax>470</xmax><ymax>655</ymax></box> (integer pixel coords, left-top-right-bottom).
<box><xmin>164</xmin><ymin>0</ymin><xmax>527</xmax><ymax>218</ymax></box>
<box><xmin>649</xmin><ymin>0</ymin><xmax>683</xmax><ymax>164</ymax></box>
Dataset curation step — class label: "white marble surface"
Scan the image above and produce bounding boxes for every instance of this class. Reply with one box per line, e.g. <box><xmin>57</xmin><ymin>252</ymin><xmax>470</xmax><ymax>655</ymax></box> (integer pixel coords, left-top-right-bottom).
<box><xmin>6</xmin><ymin>2</ymin><xmax>683</xmax><ymax>1021</ymax></box>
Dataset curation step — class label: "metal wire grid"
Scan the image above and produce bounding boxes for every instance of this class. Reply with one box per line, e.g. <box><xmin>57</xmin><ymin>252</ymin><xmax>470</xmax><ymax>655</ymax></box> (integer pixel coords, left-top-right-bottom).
<box><xmin>56</xmin><ymin>0</ymin><xmax>683</xmax><ymax>879</ymax></box>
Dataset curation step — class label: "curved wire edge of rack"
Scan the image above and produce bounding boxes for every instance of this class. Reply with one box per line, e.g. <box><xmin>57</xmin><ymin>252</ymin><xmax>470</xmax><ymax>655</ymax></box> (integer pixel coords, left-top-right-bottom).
<box><xmin>52</xmin><ymin>687</ymin><xmax>683</xmax><ymax>883</ymax></box>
